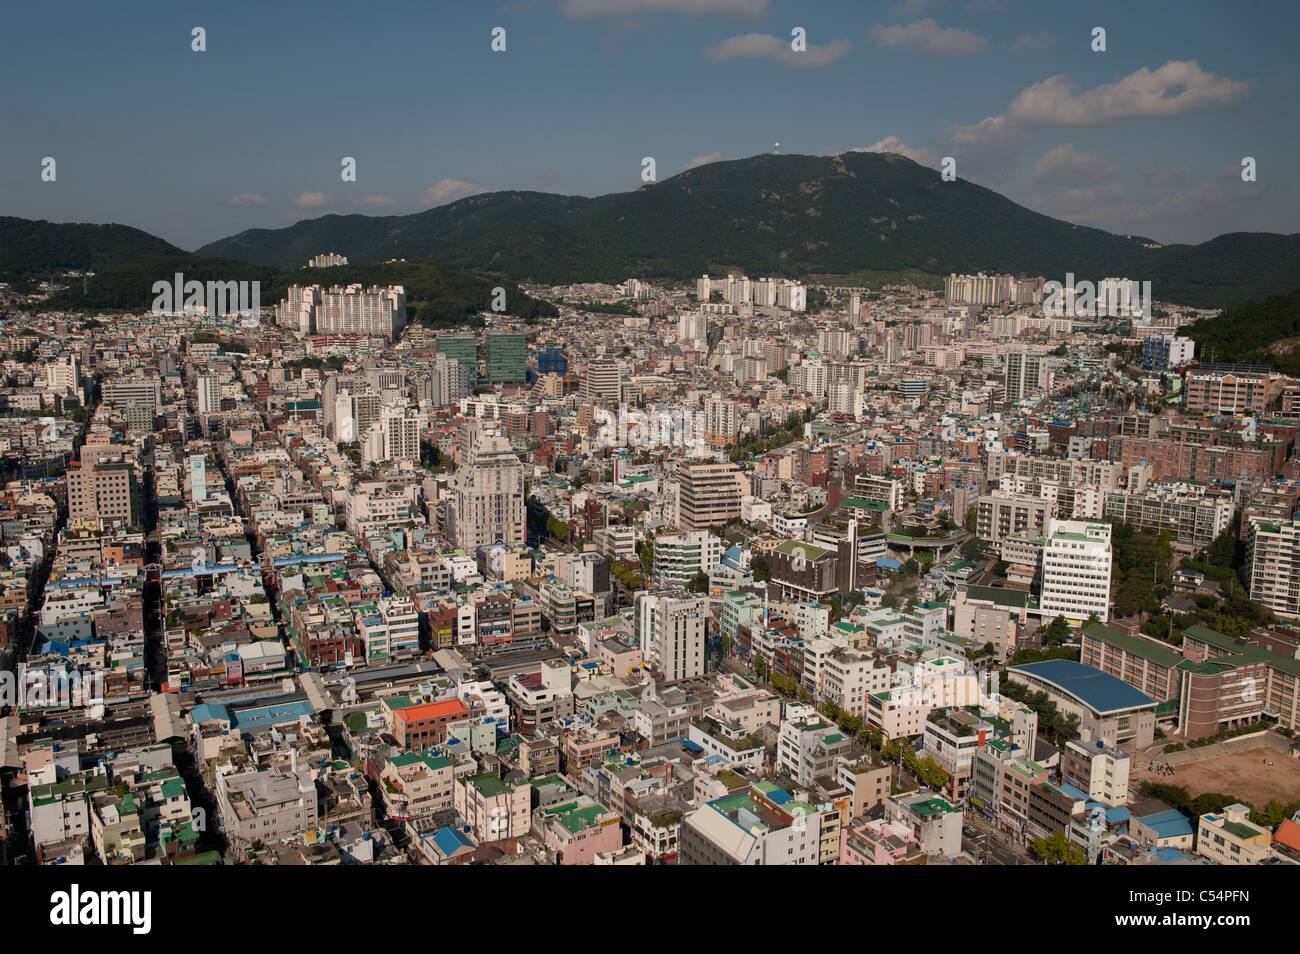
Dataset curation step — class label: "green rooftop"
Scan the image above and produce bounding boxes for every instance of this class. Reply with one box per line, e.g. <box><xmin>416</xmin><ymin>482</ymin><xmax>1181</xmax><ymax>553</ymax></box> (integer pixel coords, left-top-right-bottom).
<box><xmin>1082</xmin><ymin>620</ymin><xmax>1182</xmax><ymax>668</ymax></box>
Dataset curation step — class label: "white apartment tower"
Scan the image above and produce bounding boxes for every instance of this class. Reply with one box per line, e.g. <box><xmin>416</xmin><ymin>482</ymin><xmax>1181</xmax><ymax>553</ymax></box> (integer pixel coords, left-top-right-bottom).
<box><xmin>197</xmin><ymin>373</ymin><xmax>221</xmax><ymax>416</ymax></box>
<box><xmin>1039</xmin><ymin>519</ymin><xmax>1113</xmax><ymax>623</ymax></box>
<box><xmin>634</xmin><ymin>592</ymin><xmax>709</xmax><ymax>682</ymax></box>
<box><xmin>583</xmin><ymin>358</ymin><xmax>623</xmax><ymax>406</ymax></box>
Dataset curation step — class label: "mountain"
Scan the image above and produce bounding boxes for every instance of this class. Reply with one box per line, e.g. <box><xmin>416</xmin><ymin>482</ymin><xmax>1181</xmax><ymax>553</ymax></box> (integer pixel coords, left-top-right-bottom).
<box><xmin>35</xmin><ymin>257</ymin><xmax>556</xmax><ymax>327</ymax></box>
<box><xmin>0</xmin><ymin>216</ymin><xmax>184</xmax><ymax>278</ymax></box>
<box><xmin>1185</xmin><ymin>286</ymin><xmax>1300</xmax><ymax>374</ymax></box>
<box><xmin>195</xmin><ymin>152</ymin><xmax>1300</xmax><ymax>307</ymax></box>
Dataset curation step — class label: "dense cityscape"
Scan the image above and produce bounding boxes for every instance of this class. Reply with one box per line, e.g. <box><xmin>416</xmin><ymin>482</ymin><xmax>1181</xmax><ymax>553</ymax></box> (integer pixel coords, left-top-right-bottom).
<box><xmin>1</xmin><ymin>6</ymin><xmax>1296</xmax><ymax>937</ymax></box>
<box><xmin>0</xmin><ymin>260</ymin><xmax>1297</xmax><ymax>875</ymax></box>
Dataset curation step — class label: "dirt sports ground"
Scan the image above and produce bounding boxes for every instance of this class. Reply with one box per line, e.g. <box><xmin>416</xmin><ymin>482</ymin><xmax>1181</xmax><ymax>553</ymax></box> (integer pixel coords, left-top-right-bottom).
<box><xmin>1133</xmin><ymin>747</ymin><xmax>1300</xmax><ymax>807</ymax></box>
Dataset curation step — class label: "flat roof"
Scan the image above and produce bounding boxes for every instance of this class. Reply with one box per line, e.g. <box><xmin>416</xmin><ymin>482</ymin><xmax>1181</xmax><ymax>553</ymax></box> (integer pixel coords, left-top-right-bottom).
<box><xmin>396</xmin><ymin>698</ymin><xmax>470</xmax><ymax>721</ymax></box>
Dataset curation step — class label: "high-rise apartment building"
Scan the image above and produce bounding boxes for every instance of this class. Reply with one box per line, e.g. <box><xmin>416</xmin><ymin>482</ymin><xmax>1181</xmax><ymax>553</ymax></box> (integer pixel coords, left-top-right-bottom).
<box><xmin>703</xmin><ymin>396</ymin><xmax>739</xmax><ymax>447</ymax></box>
<box><xmin>196</xmin><ymin>373</ymin><xmax>221</xmax><ymax>416</ymax></box>
<box><xmin>363</xmin><ymin>403</ymin><xmax>421</xmax><ymax>465</ymax></box>
<box><xmin>431</xmin><ymin>353</ymin><xmax>470</xmax><ymax>407</ymax></box>
<box><xmin>278</xmin><ymin>284</ymin><xmax>405</xmax><ymax>340</ymax></box>
<box><xmin>1246</xmin><ymin>517</ymin><xmax>1300</xmax><ymax>617</ymax></box>
<box><xmin>1004</xmin><ymin>351</ymin><xmax>1051</xmax><ymax>401</ymax></box>
<box><xmin>450</xmin><ymin>434</ymin><xmax>525</xmax><ymax>551</ymax></box>
<box><xmin>333</xmin><ymin>390</ymin><xmax>381</xmax><ymax>443</ymax></box>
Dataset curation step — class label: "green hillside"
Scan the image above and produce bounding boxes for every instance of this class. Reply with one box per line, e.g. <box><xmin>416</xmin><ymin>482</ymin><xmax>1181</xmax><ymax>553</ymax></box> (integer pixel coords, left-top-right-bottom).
<box><xmin>194</xmin><ymin>152</ymin><xmax>1300</xmax><ymax>307</ymax></box>
<box><xmin>0</xmin><ymin>216</ymin><xmax>184</xmax><ymax>278</ymax></box>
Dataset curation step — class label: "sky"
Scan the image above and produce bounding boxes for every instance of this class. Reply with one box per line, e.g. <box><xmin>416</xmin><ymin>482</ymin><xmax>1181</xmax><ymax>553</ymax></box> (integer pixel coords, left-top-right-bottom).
<box><xmin>1</xmin><ymin>0</ymin><xmax>1296</xmax><ymax>251</ymax></box>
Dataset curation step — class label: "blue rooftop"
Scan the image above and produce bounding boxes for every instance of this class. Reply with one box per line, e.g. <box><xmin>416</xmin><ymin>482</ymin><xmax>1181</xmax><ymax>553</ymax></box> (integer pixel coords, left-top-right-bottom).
<box><xmin>1008</xmin><ymin>659</ymin><xmax>1157</xmax><ymax>715</ymax></box>
<box><xmin>1142</xmin><ymin>809</ymin><xmax>1195</xmax><ymax>840</ymax></box>
<box><xmin>430</xmin><ymin>825</ymin><xmax>475</xmax><ymax>857</ymax></box>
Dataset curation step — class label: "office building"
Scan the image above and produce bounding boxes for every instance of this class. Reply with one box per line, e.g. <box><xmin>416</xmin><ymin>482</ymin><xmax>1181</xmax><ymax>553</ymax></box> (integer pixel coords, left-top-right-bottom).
<box><xmin>676</xmin><ymin>460</ymin><xmax>748</xmax><ymax>530</ymax></box>
<box><xmin>485</xmin><ymin>332</ymin><xmax>526</xmax><ymax>384</ymax></box>
<box><xmin>1039</xmin><ymin>519</ymin><xmax>1113</xmax><ymax>623</ymax></box>
<box><xmin>66</xmin><ymin>460</ymin><xmax>138</xmax><ymax>526</ymax></box>
<box><xmin>634</xmin><ymin>592</ymin><xmax>708</xmax><ymax>681</ymax></box>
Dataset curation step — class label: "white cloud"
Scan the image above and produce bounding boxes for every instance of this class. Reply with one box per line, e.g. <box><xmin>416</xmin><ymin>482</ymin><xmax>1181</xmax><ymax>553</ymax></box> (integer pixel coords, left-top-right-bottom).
<box><xmin>1140</xmin><ymin>159</ymin><xmax>1191</xmax><ymax>188</ymax></box>
<box><xmin>1008</xmin><ymin>60</ymin><xmax>1252</xmax><ymax>127</ymax></box>
<box><xmin>704</xmin><ymin>32</ymin><xmax>852</xmax><ymax>68</ymax></box>
<box><xmin>293</xmin><ymin>191</ymin><xmax>329</xmax><ymax>209</ymax></box>
<box><xmin>890</xmin><ymin>0</ymin><xmax>943</xmax><ymax>15</ymax></box>
<box><xmin>681</xmin><ymin>152</ymin><xmax>723</xmax><ymax>171</ymax></box>
<box><xmin>852</xmin><ymin>137</ymin><xmax>940</xmax><ymax>169</ymax></box>
<box><xmin>938</xmin><ymin>114</ymin><xmax>1027</xmax><ymax>182</ymax></box>
<box><xmin>561</xmin><ymin>0</ymin><xmax>767</xmax><ymax>17</ymax></box>
<box><xmin>227</xmin><ymin>193</ymin><xmax>267</xmax><ymax>206</ymax></box>
<box><xmin>932</xmin><ymin>60</ymin><xmax>1251</xmax><ymax>191</ymax></box>
<box><xmin>1012</xmin><ymin>32</ymin><xmax>1053</xmax><ymax>53</ymax></box>
<box><xmin>1044</xmin><ymin>179</ymin><xmax>1263</xmax><ymax>233</ymax></box>
<box><xmin>1028</xmin><ymin>182</ymin><xmax>1129</xmax><ymax>219</ymax></box>
<box><xmin>1032</xmin><ymin>143</ymin><xmax>1118</xmax><ymax>186</ymax></box>
<box><xmin>420</xmin><ymin>179</ymin><xmax>484</xmax><ymax>207</ymax></box>
<box><xmin>867</xmin><ymin>18</ymin><xmax>986</xmax><ymax>56</ymax></box>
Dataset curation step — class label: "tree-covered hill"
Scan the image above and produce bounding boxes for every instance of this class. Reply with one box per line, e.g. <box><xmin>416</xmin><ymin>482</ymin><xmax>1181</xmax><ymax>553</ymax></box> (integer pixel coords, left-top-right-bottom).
<box><xmin>195</xmin><ymin>152</ymin><xmax>1300</xmax><ymax>307</ymax></box>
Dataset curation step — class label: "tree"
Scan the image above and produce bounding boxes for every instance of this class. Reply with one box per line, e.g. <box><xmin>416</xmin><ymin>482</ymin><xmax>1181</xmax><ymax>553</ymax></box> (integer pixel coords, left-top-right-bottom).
<box><xmin>964</xmin><ymin>505</ymin><xmax>978</xmax><ymax>533</ymax></box>
<box><xmin>914</xmin><ymin>755</ymin><xmax>949</xmax><ymax>792</ymax></box>
<box><xmin>751</xmin><ymin>551</ymin><xmax>769</xmax><ymax>581</ymax></box>
<box><xmin>1030</xmin><ymin>830</ymin><xmax>1086</xmax><ymax>865</ymax></box>
<box><xmin>685</xmin><ymin>571</ymin><xmax>710</xmax><ymax>594</ymax></box>
<box><xmin>640</xmin><ymin>533</ymin><xmax>654</xmax><ymax>577</ymax></box>
<box><xmin>1042</xmin><ymin>615</ymin><xmax>1072</xmax><ymax>646</ymax></box>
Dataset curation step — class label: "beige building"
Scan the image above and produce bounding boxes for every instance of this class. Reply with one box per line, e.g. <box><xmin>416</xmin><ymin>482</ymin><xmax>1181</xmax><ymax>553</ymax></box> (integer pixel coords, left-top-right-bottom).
<box><xmin>66</xmin><ymin>460</ymin><xmax>138</xmax><ymax>525</ymax></box>
<box><xmin>216</xmin><ymin>766</ymin><xmax>319</xmax><ymax>845</ymax></box>
<box><xmin>1196</xmin><ymin>803</ymin><xmax>1272</xmax><ymax>865</ymax></box>
<box><xmin>676</xmin><ymin>460</ymin><xmax>748</xmax><ymax>530</ymax></box>
<box><xmin>379</xmin><ymin>752</ymin><xmax>453</xmax><ymax>821</ymax></box>
<box><xmin>450</xmin><ymin>434</ymin><xmax>525</xmax><ymax>551</ymax></box>
<box><xmin>455</xmin><ymin>773</ymin><xmax>530</xmax><ymax>843</ymax></box>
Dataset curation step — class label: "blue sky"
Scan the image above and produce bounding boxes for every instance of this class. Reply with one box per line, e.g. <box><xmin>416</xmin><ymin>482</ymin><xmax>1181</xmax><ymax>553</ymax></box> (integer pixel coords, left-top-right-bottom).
<box><xmin>1</xmin><ymin>0</ymin><xmax>1295</xmax><ymax>250</ymax></box>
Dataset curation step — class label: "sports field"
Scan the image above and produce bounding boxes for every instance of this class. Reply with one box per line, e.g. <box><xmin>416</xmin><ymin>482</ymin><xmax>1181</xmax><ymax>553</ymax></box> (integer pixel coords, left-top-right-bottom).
<box><xmin>1134</xmin><ymin>747</ymin><xmax>1300</xmax><ymax>807</ymax></box>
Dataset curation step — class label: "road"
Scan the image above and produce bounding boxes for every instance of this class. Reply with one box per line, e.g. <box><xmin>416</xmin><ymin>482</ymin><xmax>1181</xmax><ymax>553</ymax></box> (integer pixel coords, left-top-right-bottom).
<box><xmin>961</xmin><ymin>811</ymin><xmax>1035</xmax><ymax>865</ymax></box>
